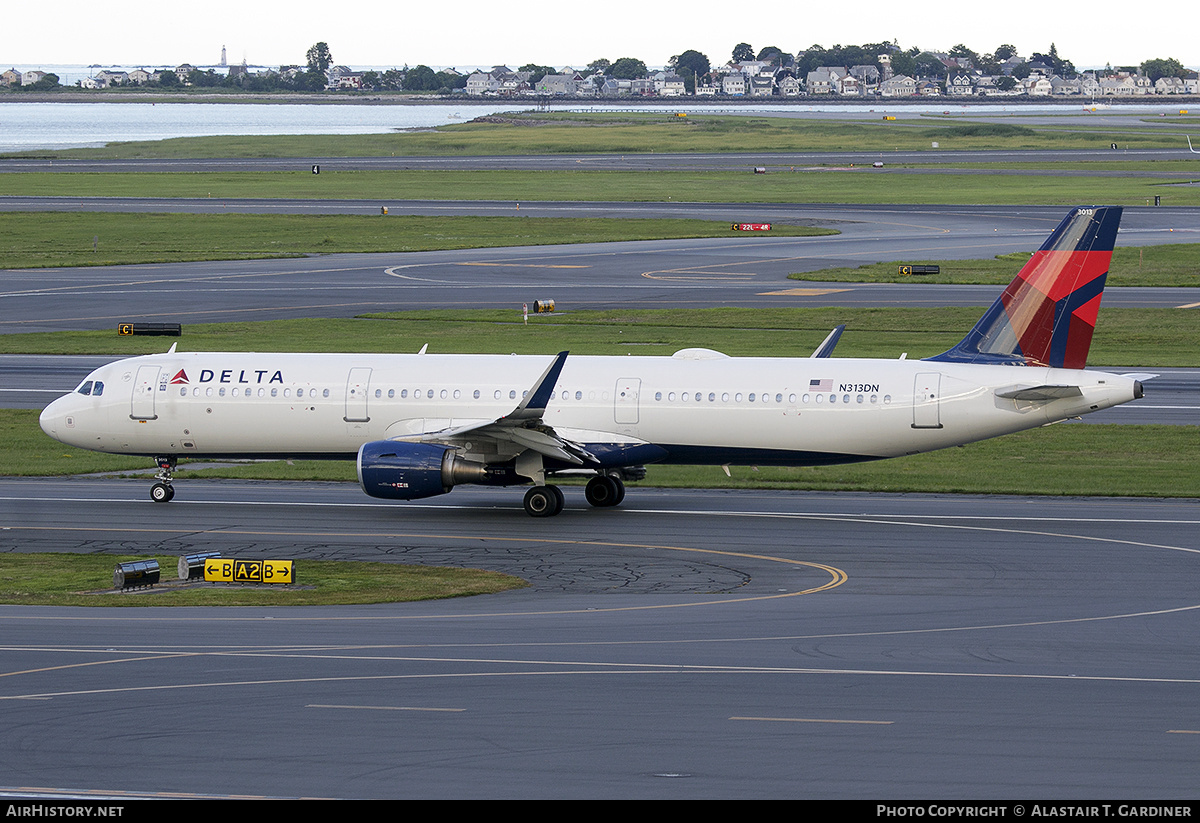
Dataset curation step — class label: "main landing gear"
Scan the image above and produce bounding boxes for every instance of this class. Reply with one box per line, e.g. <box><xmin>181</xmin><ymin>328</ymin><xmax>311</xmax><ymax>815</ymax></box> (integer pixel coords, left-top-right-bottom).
<box><xmin>522</xmin><ymin>475</ymin><xmax>627</xmax><ymax>517</ymax></box>
<box><xmin>150</xmin><ymin>456</ymin><xmax>176</xmax><ymax>503</ymax></box>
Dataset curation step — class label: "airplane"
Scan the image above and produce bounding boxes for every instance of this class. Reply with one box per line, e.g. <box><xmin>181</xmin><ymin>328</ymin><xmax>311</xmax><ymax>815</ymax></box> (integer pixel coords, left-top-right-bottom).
<box><xmin>39</xmin><ymin>205</ymin><xmax>1148</xmax><ymax>517</ymax></box>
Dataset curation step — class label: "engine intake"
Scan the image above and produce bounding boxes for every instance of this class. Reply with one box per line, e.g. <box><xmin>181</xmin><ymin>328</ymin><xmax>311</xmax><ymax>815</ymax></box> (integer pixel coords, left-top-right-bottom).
<box><xmin>357</xmin><ymin>441</ymin><xmax>487</xmax><ymax>501</ymax></box>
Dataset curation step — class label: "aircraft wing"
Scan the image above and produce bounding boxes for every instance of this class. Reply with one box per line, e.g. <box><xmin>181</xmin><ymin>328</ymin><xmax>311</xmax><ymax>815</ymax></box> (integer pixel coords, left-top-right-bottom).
<box><xmin>391</xmin><ymin>351</ymin><xmax>599</xmax><ymax>465</ymax></box>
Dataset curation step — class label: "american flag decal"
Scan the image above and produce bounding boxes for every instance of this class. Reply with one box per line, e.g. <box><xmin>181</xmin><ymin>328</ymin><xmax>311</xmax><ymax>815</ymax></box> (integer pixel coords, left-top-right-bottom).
<box><xmin>809</xmin><ymin>378</ymin><xmax>832</xmax><ymax>392</ymax></box>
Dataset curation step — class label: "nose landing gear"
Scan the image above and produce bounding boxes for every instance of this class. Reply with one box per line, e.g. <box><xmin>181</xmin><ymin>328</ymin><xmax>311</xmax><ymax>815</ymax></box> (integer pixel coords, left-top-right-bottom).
<box><xmin>150</xmin><ymin>456</ymin><xmax>176</xmax><ymax>503</ymax></box>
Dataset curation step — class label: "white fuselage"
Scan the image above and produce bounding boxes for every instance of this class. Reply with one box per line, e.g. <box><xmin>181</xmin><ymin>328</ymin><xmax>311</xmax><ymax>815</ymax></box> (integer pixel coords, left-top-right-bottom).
<box><xmin>39</xmin><ymin>349</ymin><xmax>1140</xmax><ymax>467</ymax></box>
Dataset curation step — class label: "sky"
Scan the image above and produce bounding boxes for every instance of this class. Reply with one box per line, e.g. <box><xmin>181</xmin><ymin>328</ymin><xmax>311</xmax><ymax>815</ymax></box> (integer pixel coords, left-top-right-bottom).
<box><xmin>4</xmin><ymin>1</ymin><xmax>1196</xmax><ymax>72</ymax></box>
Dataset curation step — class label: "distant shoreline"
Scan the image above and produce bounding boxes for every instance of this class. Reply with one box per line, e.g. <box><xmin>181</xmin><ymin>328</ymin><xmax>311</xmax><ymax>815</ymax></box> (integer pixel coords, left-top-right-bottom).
<box><xmin>4</xmin><ymin>90</ymin><xmax>1197</xmax><ymax>106</ymax></box>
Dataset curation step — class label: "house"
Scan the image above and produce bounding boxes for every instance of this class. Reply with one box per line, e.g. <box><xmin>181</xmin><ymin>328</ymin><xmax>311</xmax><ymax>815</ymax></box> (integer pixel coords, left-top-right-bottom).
<box><xmin>880</xmin><ymin>74</ymin><xmax>916</xmax><ymax>97</ymax></box>
<box><xmin>657</xmin><ymin>74</ymin><xmax>686</xmax><ymax>96</ymax></box>
<box><xmin>94</xmin><ymin>70</ymin><xmax>129</xmax><ymax>87</ymax></box>
<box><xmin>1022</xmin><ymin>75</ymin><xmax>1052</xmax><ymax>96</ymax></box>
<box><xmin>721</xmin><ymin>74</ymin><xmax>746</xmax><ymax>95</ymax></box>
<box><xmin>536</xmin><ymin>74</ymin><xmax>577</xmax><ymax>95</ymax></box>
<box><xmin>1154</xmin><ymin>76</ymin><xmax>1186</xmax><ymax>94</ymax></box>
<box><xmin>806</xmin><ymin>68</ymin><xmax>837</xmax><ymax>94</ymax></box>
<box><xmin>128</xmin><ymin>69</ymin><xmax>153</xmax><ymax>85</ymax></box>
<box><xmin>21</xmin><ymin>70</ymin><xmax>46</xmax><ymax>86</ymax></box>
<box><xmin>1049</xmin><ymin>76</ymin><xmax>1082</xmax><ymax>95</ymax></box>
<box><xmin>466</xmin><ymin>72</ymin><xmax>499</xmax><ymax>95</ymax></box>
<box><xmin>1</xmin><ymin>68</ymin><xmax>20</xmax><ymax>86</ymax></box>
<box><xmin>750</xmin><ymin>75</ymin><xmax>774</xmax><ymax>96</ymax></box>
<box><xmin>946</xmin><ymin>73</ymin><xmax>975</xmax><ymax>96</ymax></box>
<box><xmin>777</xmin><ymin>75</ymin><xmax>801</xmax><ymax>96</ymax></box>
<box><xmin>837</xmin><ymin>74</ymin><xmax>862</xmax><ymax>96</ymax></box>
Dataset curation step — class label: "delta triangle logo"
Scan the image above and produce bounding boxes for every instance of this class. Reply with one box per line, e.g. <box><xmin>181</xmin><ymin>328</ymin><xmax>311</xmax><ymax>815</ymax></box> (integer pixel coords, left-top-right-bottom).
<box><xmin>169</xmin><ymin>369</ymin><xmax>189</xmax><ymax>385</ymax></box>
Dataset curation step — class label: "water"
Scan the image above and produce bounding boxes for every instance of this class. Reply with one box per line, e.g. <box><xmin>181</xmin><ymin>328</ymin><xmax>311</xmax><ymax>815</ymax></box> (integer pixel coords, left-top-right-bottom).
<box><xmin>0</xmin><ymin>101</ymin><xmax>530</xmax><ymax>153</ymax></box>
<box><xmin>0</xmin><ymin>98</ymin><xmax>1189</xmax><ymax>154</ymax></box>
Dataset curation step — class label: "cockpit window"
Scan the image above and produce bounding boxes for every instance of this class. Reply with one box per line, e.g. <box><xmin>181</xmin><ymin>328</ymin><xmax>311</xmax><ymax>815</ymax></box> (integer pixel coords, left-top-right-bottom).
<box><xmin>93</xmin><ymin>381</ymin><xmax>104</xmax><ymax>396</ymax></box>
<box><xmin>76</xmin><ymin>381</ymin><xmax>93</xmax><ymax>396</ymax></box>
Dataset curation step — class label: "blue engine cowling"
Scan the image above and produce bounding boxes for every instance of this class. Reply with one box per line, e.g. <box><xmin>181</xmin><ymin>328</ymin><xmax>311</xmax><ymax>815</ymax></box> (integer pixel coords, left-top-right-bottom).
<box><xmin>357</xmin><ymin>441</ymin><xmax>487</xmax><ymax>501</ymax></box>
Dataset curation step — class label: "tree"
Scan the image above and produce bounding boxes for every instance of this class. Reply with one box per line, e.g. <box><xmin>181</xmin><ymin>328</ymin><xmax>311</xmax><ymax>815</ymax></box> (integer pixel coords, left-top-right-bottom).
<box><xmin>519</xmin><ymin>63</ymin><xmax>555</xmax><ymax>84</ymax></box>
<box><xmin>671</xmin><ymin>50</ymin><xmax>710</xmax><ymax>80</ymax></box>
<box><xmin>756</xmin><ymin>45</ymin><xmax>783</xmax><ymax>67</ymax></box>
<box><xmin>732</xmin><ymin>43</ymin><xmax>754</xmax><ymax>63</ymax></box>
<box><xmin>24</xmin><ymin>72</ymin><xmax>60</xmax><ymax>91</ymax></box>
<box><xmin>1140</xmin><ymin>57</ymin><xmax>1186</xmax><ymax>82</ymax></box>
<box><xmin>587</xmin><ymin>58</ymin><xmax>611</xmax><ymax>74</ymax></box>
<box><xmin>156</xmin><ymin>70</ymin><xmax>180</xmax><ymax>88</ymax></box>
<box><xmin>306</xmin><ymin>42</ymin><xmax>333</xmax><ymax>73</ymax></box>
<box><xmin>948</xmin><ymin>43</ymin><xmax>979</xmax><ymax>68</ymax></box>
<box><xmin>994</xmin><ymin>43</ymin><xmax>1018</xmax><ymax>61</ymax></box>
<box><xmin>402</xmin><ymin>65</ymin><xmax>439</xmax><ymax>91</ymax></box>
<box><xmin>606</xmin><ymin>57</ymin><xmax>647</xmax><ymax>80</ymax></box>
<box><xmin>913</xmin><ymin>51</ymin><xmax>947</xmax><ymax>79</ymax></box>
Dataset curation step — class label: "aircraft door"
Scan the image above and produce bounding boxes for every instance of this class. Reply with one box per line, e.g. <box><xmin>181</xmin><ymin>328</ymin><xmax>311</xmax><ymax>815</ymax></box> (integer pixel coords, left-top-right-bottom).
<box><xmin>614</xmin><ymin>378</ymin><xmax>641</xmax><ymax>424</ymax></box>
<box><xmin>912</xmin><ymin>372</ymin><xmax>943</xmax><ymax>429</ymax></box>
<box><xmin>344</xmin><ymin>367</ymin><xmax>372</xmax><ymax>422</ymax></box>
<box><xmin>130</xmin><ymin>365</ymin><xmax>160</xmax><ymax>420</ymax></box>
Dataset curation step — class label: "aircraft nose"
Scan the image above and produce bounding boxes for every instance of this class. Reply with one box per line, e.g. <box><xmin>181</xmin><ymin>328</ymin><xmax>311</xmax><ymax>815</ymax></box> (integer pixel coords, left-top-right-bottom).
<box><xmin>39</xmin><ymin>404</ymin><xmax>57</xmax><ymax>439</ymax></box>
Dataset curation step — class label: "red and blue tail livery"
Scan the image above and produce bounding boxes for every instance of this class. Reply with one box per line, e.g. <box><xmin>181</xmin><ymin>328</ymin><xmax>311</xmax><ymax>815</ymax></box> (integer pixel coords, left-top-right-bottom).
<box><xmin>931</xmin><ymin>206</ymin><xmax>1121</xmax><ymax>369</ymax></box>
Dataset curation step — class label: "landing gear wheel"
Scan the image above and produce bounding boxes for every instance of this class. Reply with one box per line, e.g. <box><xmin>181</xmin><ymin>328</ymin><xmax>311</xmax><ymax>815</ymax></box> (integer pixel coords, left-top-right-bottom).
<box><xmin>585</xmin><ymin>475</ymin><xmax>624</xmax><ymax>508</ymax></box>
<box><xmin>151</xmin><ymin>456</ymin><xmax>177</xmax><ymax>503</ymax></box>
<box><xmin>524</xmin><ymin>485</ymin><xmax>564</xmax><ymax>517</ymax></box>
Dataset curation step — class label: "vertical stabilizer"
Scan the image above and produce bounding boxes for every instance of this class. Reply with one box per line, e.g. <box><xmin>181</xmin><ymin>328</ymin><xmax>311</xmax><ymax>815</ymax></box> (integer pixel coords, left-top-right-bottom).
<box><xmin>928</xmin><ymin>206</ymin><xmax>1122</xmax><ymax>368</ymax></box>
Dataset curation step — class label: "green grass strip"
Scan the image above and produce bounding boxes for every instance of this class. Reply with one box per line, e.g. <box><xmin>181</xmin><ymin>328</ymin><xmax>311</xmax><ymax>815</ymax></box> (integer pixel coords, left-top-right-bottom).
<box><xmin>7</xmin><ymin>408</ymin><xmax>1194</xmax><ymax>499</ymax></box>
<box><xmin>0</xmin><ymin>212</ymin><xmax>831</xmax><ymax>270</ymax></box>
<box><xmin>0</xmin><ymin>552</ymin><xmax>526</xmax><ymax>606</ymax></box>
<box><xmin>1</xmin><ymin>308</ymin><xmax>1191</xmax><ymax>366</ymax></box>
<box><xmin>5</xmin><ymin>167</ymin><xmax>1200</xmax><ymax>206</ymax></box>
<box><xmin>789</xmin><ymin>245</ymin><xmax>1200</xmax><ymax>287</ymax></box>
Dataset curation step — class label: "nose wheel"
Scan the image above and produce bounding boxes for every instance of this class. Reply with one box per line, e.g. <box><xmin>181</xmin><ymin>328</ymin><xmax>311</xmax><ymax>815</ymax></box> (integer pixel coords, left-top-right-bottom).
<box><xmin>150</xmin><ymin>482</ymin><xmax>175</xmax><ymax>503</ymax></box>
<box><xmin>150</xmin><ymin>456</ymin><xmax>177</xmax><ymax>503</ymax></box>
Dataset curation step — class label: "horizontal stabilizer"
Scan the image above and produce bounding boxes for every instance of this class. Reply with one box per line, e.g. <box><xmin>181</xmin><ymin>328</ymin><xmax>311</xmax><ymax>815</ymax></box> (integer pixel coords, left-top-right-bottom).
<box><xmin>995</xmin><ymin>384</ymin><xmax>1083</xmax><ymax>401</ymax></box>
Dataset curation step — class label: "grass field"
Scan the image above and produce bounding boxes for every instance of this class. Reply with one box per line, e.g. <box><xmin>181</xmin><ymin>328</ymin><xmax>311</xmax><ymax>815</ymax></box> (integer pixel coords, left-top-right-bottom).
<box><xmin>0</xmin><ymin>212</ymin><xmax>831</xmax><ymax>269</ymax></box>
<box><xmin>0</xmin><ymin>552</ymin><xmax>526</xmax><ymax>606</ymax></box>
<box><xmin>2</xmin><ymin>307</ymin><xmax>1193</xmax><ymax>366</ymax></box>
<box><xmin>789</xmin><ymin>244</ymin><xmax>1200</xmax><ymax>286</ymax></box>
<box><xmin>5</xmin><ymin>167</ymin><xmax>1199</xmax><ymax>207</ymax></box>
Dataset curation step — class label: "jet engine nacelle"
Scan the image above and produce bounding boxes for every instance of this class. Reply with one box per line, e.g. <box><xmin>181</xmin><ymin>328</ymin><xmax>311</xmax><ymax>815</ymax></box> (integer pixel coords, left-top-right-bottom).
<box><xmin>357</xmin><ymin>441</ymin><xmax>488</xmax><ymax>501</ymax></box>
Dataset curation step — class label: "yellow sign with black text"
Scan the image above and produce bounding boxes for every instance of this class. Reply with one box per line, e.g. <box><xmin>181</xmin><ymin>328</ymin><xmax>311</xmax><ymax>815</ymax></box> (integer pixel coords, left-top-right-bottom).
<box><xmin>204</xmin><ymin>559</ymin><xmax>294</xmax><ymax>584</ymax></box>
